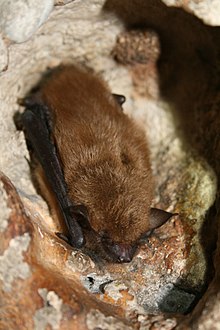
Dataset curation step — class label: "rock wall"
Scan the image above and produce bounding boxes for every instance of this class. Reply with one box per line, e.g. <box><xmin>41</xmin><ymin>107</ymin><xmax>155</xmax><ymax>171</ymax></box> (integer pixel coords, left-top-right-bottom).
<box><xmin>1</xmin><ymin>0</ymin><xmax>220</xmax><ymax>329</ymax></box>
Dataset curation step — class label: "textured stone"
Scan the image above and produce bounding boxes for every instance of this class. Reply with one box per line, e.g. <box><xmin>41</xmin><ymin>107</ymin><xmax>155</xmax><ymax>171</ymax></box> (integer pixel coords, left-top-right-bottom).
<box><xmin>0</xmin><ymin>181</ymin><xmax>10</xmax><ymax>231</ymax></box>
<box><xmin>0</xmin><ymin>36</ymin><xmax>8</xmax><ymax>71</ymax></box>
<box><xmin>86</xmin><ymin>310</ymin><xmax>134</xmax><ymax>330</ymax></box>
<box><xmin>161</xmin><ymin>0</ymin><xmax>220</xmax><ymax>26</ymax></box>
<box><xmin>0</xmin><ymin>0</ymin><xmax>54</xmax><ymax>43</ymax></box>
<box><xmin>34</xmin><ymin>289</ymin><xmax>63</xmax><ymax>330</ymax></box>
<box><xmin>55</xmin><ymin>0</ymin><xmax>74</xmax><ymax>5</ymax></box>
<box><xmin>1</xmin><ymin>0</ymin><xmax>220</xmax><ymax>329</ymax></box>
<box><xmin>0</xmin><ymin>233</ymin><xmax>31</xmax><ymax>291</ymax></box>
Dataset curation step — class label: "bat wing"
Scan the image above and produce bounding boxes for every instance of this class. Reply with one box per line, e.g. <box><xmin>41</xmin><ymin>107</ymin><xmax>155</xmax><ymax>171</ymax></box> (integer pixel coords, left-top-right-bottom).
<box><xmin>22</xmin><ymin>100</ymin><xmax>85</xmax><ymax>248</ymax></box>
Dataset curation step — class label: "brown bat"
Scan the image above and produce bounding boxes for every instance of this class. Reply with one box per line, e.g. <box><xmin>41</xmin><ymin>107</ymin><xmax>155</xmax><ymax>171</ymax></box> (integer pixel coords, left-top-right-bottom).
<box><xmin>21</xmin><ymin>65</ymin><xmax>173</xmax><ymax>263</ymax></box>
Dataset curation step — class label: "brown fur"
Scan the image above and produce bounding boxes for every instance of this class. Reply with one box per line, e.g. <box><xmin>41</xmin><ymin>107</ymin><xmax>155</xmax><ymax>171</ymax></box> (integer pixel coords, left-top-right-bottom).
<box><xmin>41</xmin><ymin>66</ymin><xmax>153</xmax><ymax>244</ymax></box>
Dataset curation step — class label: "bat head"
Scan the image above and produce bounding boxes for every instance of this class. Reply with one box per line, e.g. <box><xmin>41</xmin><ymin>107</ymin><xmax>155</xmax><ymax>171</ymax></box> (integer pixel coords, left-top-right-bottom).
<box><xmin>99</xmin><ymin>207</ymin><xmax>174</xmax><ymax>262</ymax></box>
<box><xmin>68</xmin><ymin>163</ymin><xmax>175</xmax><ymax>263</ymax></box>
<box><xmin>100</xmin><ymin>238</ymin><xmax>136</xmax><ymax>263</ymax></box>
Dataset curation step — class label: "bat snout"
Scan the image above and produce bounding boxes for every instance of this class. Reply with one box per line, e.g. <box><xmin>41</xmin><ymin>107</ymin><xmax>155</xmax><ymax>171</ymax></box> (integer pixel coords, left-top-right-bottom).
<box><xmin>117</xmin><ymin>250</ymin><xmax>132</xmax><ymax>263</ymax></box>
<box><xmin>101</xmin><ymin>237</ymin><xmax>136</xmax><ymax>263</ymax></box>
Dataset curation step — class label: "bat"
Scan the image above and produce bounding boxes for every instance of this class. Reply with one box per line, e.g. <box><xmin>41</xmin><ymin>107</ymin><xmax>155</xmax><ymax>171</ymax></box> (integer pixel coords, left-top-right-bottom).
<box><xmin>21</xmin><ymin>65</ymin><xmax>174</xmax><ymax>263</ymax></box>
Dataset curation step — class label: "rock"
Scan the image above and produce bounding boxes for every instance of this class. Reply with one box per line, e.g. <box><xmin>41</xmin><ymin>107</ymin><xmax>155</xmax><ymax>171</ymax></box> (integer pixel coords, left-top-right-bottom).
<box><xmin>34</xmin><ymin>289</ymin><xmax>63</xmax><ymax>330</ymax></box>
<box><xmin>0</xmin><ymin>180</ymin><xmax>10</xmax><ymax>231</ymax></box>
<box><xmin>55</xmin><ymin>0</ymin><xmax>74</xmax><ymax>5</ymax></box>
<box><xmin>1</xmin><ymin>0</ymin><xmax>220</xmax><ymax>329</ymax></box>
<box><xmin>0</xmin><ymin>233</ymin><xmax>31</xmax><ymax>292</ymax></box>
<box><xmin>0</xmin><ymin>173</ymin><xmax>83</xmax><ymax>330</ymax></box>
<box><xmin>0</xmin><ymin>0</ymin><xmax>54</xmax><ymax>43</ymax></box>
<box><xmin>0</xmin><ymin>36</ymin><xmax>8</xmax><ymax>71</ymax></box>
<box><xmin>161</xmin><ymin>0</ymin><xmax>220</xmax><ymax>26</ymax></box>
<box><xmin>86</xmin><ymin>310</ymin><xmax>134</xmax><ymax>330</ymax></box>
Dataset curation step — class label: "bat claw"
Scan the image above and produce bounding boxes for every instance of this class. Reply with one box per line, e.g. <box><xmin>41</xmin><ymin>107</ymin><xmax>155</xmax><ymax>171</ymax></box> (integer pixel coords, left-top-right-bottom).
<box><xmin>56</xmin><ymin>231</ymin><xmax>85</xmax><ymax>248</ymax></box>
<box><xmin>56</xmin><ymin>232</ymin><xmax>70</xmax><ymax>244</ymax></box>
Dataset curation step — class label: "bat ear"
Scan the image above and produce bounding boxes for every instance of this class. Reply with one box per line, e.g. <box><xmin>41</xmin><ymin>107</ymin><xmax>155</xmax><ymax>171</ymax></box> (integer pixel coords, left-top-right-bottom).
<box><xmin>149</xmin><ymin>208</ymin><xmax>177</xmax><ymax>230</ymax></box>
<box><xmin>112</xmin><ymin>93</ymin><xmax>126</xmax><ymax>107</ymax></box>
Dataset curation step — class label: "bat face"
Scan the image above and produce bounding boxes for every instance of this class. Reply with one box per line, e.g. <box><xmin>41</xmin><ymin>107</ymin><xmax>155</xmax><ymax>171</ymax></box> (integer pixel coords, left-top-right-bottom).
<box><xmin>67</xmin><ymin>165</ymin><xmax>173</xmax><ymax>262</ymax></box>
<box><xmin>21</xmin><ymin>65</ymin><xmax>174</xmax><ymax>263</ymax></box>
<box><xmin>101</xmin><ymin>238</ymin><xmax>137</xmax><ymax>263</ymax></box>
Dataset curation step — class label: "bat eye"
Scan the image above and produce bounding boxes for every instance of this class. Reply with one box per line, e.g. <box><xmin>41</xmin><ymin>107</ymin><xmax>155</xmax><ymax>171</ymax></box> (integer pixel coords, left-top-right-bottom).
<box><xmin>120</xmin><ymin>152</ymin><xmax>131</xmax><ymax>166</ymax></box>
<box><xmin>112</xmin><ymin>93</ymin><xmax>126</xmax><ymax>107</ymax></box>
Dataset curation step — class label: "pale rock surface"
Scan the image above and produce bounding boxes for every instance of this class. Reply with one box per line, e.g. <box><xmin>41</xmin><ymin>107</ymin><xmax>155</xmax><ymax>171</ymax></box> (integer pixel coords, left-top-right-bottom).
<box><xmin>161</xmin><ymin>0</ymin><xmax>220</xmax><ymax>26</ymax></box>
<box><xmin>0</xmin><ymin>0</ymin><xmax>220</xmax><ymax>329</ymax></box>
<box><xmin>0</xmin><ymin>0</ymin><xmax>54</xmax><ymax>43</ymax></box>
<box><xmin>0</xmin><ymin>36</ymin><xmax>8</xmax><ymax>71</ymax></box>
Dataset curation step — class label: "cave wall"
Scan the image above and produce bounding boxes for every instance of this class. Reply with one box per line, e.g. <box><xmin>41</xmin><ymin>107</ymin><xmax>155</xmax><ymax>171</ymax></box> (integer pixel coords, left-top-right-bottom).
<box><xmin>1</xmin><ymin>0</ymin><xmax>220</xmax><ymax>329</ymax></box>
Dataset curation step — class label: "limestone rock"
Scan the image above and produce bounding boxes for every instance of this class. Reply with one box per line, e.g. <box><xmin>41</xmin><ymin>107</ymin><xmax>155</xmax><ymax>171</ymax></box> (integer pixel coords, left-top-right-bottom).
<box><xmin>1</xmin><ymin>0</ymin><xmax>220</xmax><ymax>329</ymax></box>
<box><xmin>55</xmin><ymin>0</ymin><xmax>74</xmax><ymax>5</ymax></box>
<box><xmin>161</xmin><ymin>0</ymin><xmax>220</xmax><ymax>26</ymax></box>
<box><xmin>0</xmin><ymin>36</ymin><xmax>8</xmax><ymax>71</ymax></box>
<box><xmin>0</xmin><ymin>0</ymin><xmax>54</xmax><ymax>43</ymax></box>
